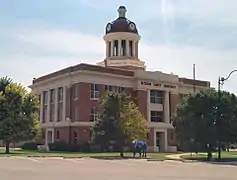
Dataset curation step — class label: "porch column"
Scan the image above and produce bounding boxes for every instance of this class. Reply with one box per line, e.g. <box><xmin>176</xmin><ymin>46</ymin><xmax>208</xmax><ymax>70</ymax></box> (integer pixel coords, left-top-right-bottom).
<box><xmin>46</xmin><ymin>90</ymin><xmax>50</xmax><ymax>123</ymax></box>
<box><xmin>118</xmin><ymin>39</ymin><xmax>122</xmax><ymax>56</ymax></box>
<box><xmin>164</xmin><ymin>91</ymin><xmax>170</xmax><ymax>123</ymax></box>
<box><xmin>63</xmin><ymin>86</ymin><xmax>67</xmax><ymax>121</ymax></box>
<box><xmin>54</xmin><ymin>88</ymin><xmax>58</xmax><ymax>122</ymax></box>
<box><xmin>147</xmin><ymin>90</ymin><xmax>151</xmax><ymax>122</ymax></box>
<box><xmin>40</xmin><ymin>92</ymin><xmax>43</xmax><ymax>123</ymax></box>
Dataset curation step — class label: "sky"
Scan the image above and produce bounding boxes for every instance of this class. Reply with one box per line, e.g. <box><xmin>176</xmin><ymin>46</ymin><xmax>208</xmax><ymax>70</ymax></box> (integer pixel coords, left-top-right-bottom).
<box><xmin>0</xmin><ymin>0</ymin><xmax>237</xmax><ymax>93</ymax></box>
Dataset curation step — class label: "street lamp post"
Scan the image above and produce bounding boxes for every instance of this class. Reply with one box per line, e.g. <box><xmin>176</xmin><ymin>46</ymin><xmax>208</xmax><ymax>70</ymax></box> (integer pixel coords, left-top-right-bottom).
<box><xmin>217</xmin><ymin>70</ymin><xmax>237</xmax><ymax>160</ymax></box>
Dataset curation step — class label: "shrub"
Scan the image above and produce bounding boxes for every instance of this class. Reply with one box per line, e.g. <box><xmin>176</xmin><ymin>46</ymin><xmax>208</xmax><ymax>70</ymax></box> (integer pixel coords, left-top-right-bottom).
<box><xmin>81</xmin><ymin>142</ymin><xmax>91</xmax><ymax>153</ymax></box>
<box><xmin>48</xmin><ymin>141</ymin><xmax>70</xmax><ymax>152</ymax></box>
<box><xmin>21</xmin><ymin>142</ymin><xmax>42</xmax><ymax>150</ymax></box>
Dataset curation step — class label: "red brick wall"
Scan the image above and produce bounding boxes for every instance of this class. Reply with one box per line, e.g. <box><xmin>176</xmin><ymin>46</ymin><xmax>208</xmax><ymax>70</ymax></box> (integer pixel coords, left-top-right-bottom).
<box><xmin>167</xmin><ymin>129</ymin><xmax>177</xmax><ymax>146</ymax></box>
<box><xmin>147</xmin><ymin>128</ymin><xmax>154</xmax><ymax>146</ymax></box>
<box><xmin>133</xmin><ymin>90</ymin><xmax>148</xmax><ymax>119</ymax></box>
<box><xmin>54</xmin><ymin>127</ymin><xmax>70</xmax><ymax>143</ymax></box>
<box><xmin>170</xmin><ymin>93</ymin><xmax>180</xmax><ymax>117</ymax></box>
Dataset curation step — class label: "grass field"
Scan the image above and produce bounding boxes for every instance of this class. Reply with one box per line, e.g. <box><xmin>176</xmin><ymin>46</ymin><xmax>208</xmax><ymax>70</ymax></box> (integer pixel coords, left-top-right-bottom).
<box><xmin>0</xmin><ymin>147</ymin><xmax>171</xmax><ymax>159</ymax></box>
<box><xmin>181</xmin><ymin>151</ymin><xmax>237</xmax><ymax>161</ymax></box>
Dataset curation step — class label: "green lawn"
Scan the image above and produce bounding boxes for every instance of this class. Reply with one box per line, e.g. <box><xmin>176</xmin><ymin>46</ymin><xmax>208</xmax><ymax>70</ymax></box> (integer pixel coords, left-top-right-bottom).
<box><xmin>0</xmin><ymin>148</ymin><xmax>171</xmax><ymax>159</ymax></box>
<box><xmin>181</xmin><ymin>151</ymin><xmax>237</xmax><ymax>161</ymax></box>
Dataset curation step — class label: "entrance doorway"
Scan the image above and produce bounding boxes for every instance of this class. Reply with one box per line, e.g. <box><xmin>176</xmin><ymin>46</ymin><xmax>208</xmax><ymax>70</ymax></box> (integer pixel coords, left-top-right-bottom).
<box><xmin>47</xmin><ymin>130</ymin><xmax>53</xmax><ymax>144</ymax></box>
<box><xmin>155</xmin><ymin>131</ymin><xmax>165</xmax><ymax>152</ymax></box>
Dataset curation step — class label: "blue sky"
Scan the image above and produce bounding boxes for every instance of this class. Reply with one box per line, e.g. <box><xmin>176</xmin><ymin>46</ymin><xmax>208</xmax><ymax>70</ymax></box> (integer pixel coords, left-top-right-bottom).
<box><xmin>0</xmin><ymin>0</ymin><xmax>237</xmax><ymax>93</ymax></box>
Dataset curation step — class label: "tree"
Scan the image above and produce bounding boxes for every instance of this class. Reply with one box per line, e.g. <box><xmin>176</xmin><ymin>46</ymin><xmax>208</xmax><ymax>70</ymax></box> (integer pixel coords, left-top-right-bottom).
<box><xmin>172</xmin><ymin>89</ymin><xmax>237</xmax><ymax>159</ymax></box>
<box><xmin>0</xmin><ymin>77</ymin><xmax>40</xmax><ymax>153</ymax></box>
<box><xmin>91</xmin><ymin>92</ymin><xmax>149</xmax><ymax>157</ymax></box>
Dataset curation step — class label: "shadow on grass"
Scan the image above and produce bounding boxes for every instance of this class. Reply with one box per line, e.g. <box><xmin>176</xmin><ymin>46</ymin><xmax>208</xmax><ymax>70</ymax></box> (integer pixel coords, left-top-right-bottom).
<box><xmin>184</xmin><ymin>157</ymin><xmax>237</xmax><ymax>166</ymax></box>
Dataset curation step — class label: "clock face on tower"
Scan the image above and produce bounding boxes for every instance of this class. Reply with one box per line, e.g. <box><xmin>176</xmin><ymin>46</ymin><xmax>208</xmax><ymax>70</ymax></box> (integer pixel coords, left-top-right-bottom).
<box><xmin>129</xmin><ymin>22</ymin><xmax>135</xmax><ymax>31</ymax></box>
<box><xmin>106</xmin><ymin>23</ymin><xmax>112</xmax><ymax>32</ymax></box>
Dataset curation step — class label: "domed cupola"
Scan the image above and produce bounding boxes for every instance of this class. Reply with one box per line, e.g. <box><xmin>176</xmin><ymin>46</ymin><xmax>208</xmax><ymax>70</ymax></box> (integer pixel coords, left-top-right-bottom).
<box><xmin>105</xmin><ymin>6</ymin><xmax>138</xmax><ymax>35</ymax></box>
<box><xmin>97</xmin><ymin>6</ymin><xmax>146</xmax><ymax>71</ymax></box>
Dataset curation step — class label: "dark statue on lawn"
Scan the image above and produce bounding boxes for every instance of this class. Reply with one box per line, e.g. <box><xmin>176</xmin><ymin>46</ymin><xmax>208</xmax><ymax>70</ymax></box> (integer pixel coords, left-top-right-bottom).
<box><xmin>132</xmin><ymin>139</ymin><xmax>147</xmax><ymax>158</ymax></box>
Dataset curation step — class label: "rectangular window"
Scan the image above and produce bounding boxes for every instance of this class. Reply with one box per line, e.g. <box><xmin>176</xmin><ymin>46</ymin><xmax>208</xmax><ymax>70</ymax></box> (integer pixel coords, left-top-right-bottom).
<box><xmin>105</xmin><ymin>85</ymin><xmax>112</xmax><ymax>92</ymax></box>
<box><xmin>57</xmin><ymin>103</ymin><xmax>63</xmax><ymax>121</ymax></box>
<box><xmin>121</xmin><ymin>39</ymin><xmax>126</xmax><ymax>56</ymax></box>
<box><xmin>56</xmin><ymin>130</ymin><xmax>60</xmax><ymax>140</ymax></box>
<box><xmin>43</xmin><ymin>91</ymin><xmax>48</xmax><ymax>104</ymax></box>
<box><xmin>73</xmin><ymin>83</ymin><xmax>79</xmax><ymax>99</ymax></box>
<box><xmin>90</xmin><ymin>107</ymin><xmax>98</xmax><ymax>122</ymax></box>
<box><xmin>90</xmin><ymin>84</ymin><xmax>99</xmax><ymax>99</ymax></box>
<box><xmin>58</xmin><ymin>87</ymin><xmax>63</xmax><ymax>102</ymax></box>
<box><xmin>57</xmin><ymin>87</ymin><xmax>64</xmax><ymax>122</ymax></box>
<box><xmin>150</xmin><ymin>90</ymin><xmax>163</xmax><ymax>104</ymax></box>
<box><xmin>49</xmin><ymin>89</ymin><xmax>55</xmax><ymax>122</ymax></box>
<box><xmin>118</xmin><ymin>87</ymin><xmax>124</xmax><ymax>93</ymax></box>
<box><xmin>73</xmin><ymin>130</ymin><xmax>78</xmax><ymax>144</ymax></box>
<box><xmin>42</xmin><ymin>91</ymin><xmax>48</xmax><ymax>123</ymax></box>
<box><xmin>150</xmin><ymin>111</ymin><xmax>163</xmax><ymax>122</ymax></box>
<box><xmin>129</xmin><ymin>40</ymin><xmax>133</xmax><ymax>56</ymax></box>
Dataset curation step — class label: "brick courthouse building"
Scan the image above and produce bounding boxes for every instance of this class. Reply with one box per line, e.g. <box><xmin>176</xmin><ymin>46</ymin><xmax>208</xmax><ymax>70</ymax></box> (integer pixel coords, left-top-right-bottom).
<box><xmin>30</xmin><ymin>6</ymin><xmax>210</xmax><ymax>152</ymax></box>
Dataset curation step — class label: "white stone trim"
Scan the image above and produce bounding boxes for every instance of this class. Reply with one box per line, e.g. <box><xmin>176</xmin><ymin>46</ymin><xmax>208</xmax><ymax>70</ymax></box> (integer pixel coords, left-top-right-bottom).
<box><xmin>40</xmin><ymin>121</ymin><xmax>94</xmax><ymax>128</ymax></box>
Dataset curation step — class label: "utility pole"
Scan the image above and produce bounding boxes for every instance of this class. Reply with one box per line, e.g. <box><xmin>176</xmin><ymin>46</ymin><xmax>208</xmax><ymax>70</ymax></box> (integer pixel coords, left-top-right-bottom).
<box><xmin>193</xmin><ymin>64</ymin><xmax>196</xmax><ymax>93</ymax></box>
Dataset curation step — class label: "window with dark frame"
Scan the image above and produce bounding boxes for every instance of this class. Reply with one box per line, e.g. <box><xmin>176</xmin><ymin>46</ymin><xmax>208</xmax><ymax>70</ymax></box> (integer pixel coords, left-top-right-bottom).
<box><xmin>73</xmin><ymin>83</ymin><xmax>79</xmax><ymax>99</ymax></box>
<box><xmin>90</xmin><ymin>107</ymin><xmax>98</xmax><ymax>122</ymax></box>
<box><xmin>90</xmin><ymin>84</ymin><xmax>99</xmax><ymax>99</ymax></box>
<box><xmin>150</xmin><ymin>111</ymin><xmax>163</xmax><ymax>122</ymax></box>
<box><xmin>56</xmin><ymin>130</ymin><xmax>60</xmax><ymax>140</ymax></box>
<box><xmin>150</xmin><ymin>90</ymin><xmax>163</xmax><ymax>104</ymax></box>
<box><xmin>57</xmin><ymin>87</ymin><xmax>63</xmax><ymax>121</ymax></box>
<box><xmin>49</xmin><ymin>89</ymin><xmax>55</xmax><ymax>122</ymax></box>
<box><xmin>73</xmin><ymin>130</ymin><xmax>78</xmax><ymax>144</ymax></box>
<box><xmin>105</xmin><ymin>85</ymin><xmax>113</xmax><ymax>92</ymax></box>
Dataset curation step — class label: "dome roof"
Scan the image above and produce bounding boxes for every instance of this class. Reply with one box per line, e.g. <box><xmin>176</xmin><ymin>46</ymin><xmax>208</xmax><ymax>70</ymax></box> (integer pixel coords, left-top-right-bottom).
<box><xmin>105</xmin><ymin>6</ymin><xmax>138</xmax><ymax>34</ymax></box>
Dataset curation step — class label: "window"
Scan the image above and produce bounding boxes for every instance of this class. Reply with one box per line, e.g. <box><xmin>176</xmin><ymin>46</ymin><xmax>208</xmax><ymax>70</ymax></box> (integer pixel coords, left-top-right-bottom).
<box><xmin>58</xmin><ymin>87</ymin><xmax>63</xmax><ymax>102</ymax></box>
<box><xmin>57</xmin><ymin>103</ymin><xmax>63</xmax><ymax>121</ymax></box>
<box><xmin>90</xmin><ymin>107</ymin><xmax>98</xmax><ymax>122</ymax></box>
<box><xmin>90</xmin><ymin>84</ymin><xmax>99</xmax><ymax>99</ymax></box>
<box><xmin>118</xmin><ymin>87</ymin><xmax>124</xmax><ymax>93</ymax></box>
<box><xmin>121</xmin><ymin>39</ymin><xmax>126</xmax><ymax>56</ymax></box>
<box><xmin>49</xmin><ymin>89</ymin><xmax>55</xmax><ymax>122</ymax></box>
<box><xmin>105</xmin><ymin>85</ymin><xmax>112</xmax><ymax>92</ymax></box>
<box><xmin>57</xmin><ymin>87</ymin><xmax>64</xmax><ymax>121</ymax></box>
<box><xmin>73</xmin><ymin>130</ymin><xmax>78</xmax><ymax>144</ymax></box>
<box><xmin>56</xmin><ymin>130</ymin><xmax>60</xmax><ymax>140</ymax></box>
<box><xmin>73</xmin><ymin>83</ymin><xmax>79</xmax><ymax>99</ymax></box>
<box><xmin>150</xmin><ymin>90</ymin><xmax>163</xmax><ymax>104</ymax></box>
<box><xmin>42</xmin><ymin>91</ymin><xmax>48</xmax><ymax>123</ymax></box>
<box><xmin>150</xmin><ymin>111</ymin><xmax>163</xmax><ymax>122</ymax></box>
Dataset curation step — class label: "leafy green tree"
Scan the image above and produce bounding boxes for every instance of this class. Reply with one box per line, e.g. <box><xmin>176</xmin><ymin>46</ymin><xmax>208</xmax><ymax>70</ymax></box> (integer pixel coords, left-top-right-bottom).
<box><xmin>173</xmin><ymin>89</ymin><xmax>237</xmax><ymax>159</ymax></box>
<box><xmin>91</xmin><ymin>92</ymin><xmax>149</xmax><ymax>157</ymax></box>
<box><xmin>0</xmin><ymin>77</ymin><xmax>40</xmax><ymax>154</ymax></box>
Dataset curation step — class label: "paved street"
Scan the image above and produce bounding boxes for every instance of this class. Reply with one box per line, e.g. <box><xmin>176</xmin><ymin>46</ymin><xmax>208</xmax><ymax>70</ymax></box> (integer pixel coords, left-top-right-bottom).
<box><xmin>0</xmin><ymin>157</ymin><xmax>236</xmax><ymax>180</ymax></box>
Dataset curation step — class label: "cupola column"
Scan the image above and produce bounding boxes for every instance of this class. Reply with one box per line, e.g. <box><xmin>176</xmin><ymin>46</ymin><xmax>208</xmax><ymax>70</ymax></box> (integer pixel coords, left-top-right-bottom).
<box><xmin>126</xmin><ymin>40</ymin><xmax>130</xmax><ymax>57</ymax></box>
<box><xmin>118</xmin><ymin>39</ymin><xmax>122</xmax><ymax>56</ymax></box>
<box><xmin>111</xmin><ymin>40</ymin><xmax>114</xmax><ymax>56</ymax></box>
<box><xmin>133</xmin><ymin>41</ymin><xmax>136</xmax><ymax>58</ymax></box>
<box><xmin>106</xmin><ymin>42</ymin><xmax>109</xmax><ymax>58</ymax></box>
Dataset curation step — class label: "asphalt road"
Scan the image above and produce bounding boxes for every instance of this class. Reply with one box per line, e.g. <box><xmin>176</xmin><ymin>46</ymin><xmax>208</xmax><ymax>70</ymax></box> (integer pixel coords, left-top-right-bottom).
<box><xmin>0</xmin><ymin>157</ymin><xmax>236</xmax><ymax>180</ymax></box>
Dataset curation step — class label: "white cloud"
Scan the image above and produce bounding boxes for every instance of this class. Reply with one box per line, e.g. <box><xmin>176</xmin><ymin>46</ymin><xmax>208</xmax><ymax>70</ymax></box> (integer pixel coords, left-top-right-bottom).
<box><xmin>3</xmin><ymin>26</ymin><xmax>237</xmax><ymax>94</ymax></box>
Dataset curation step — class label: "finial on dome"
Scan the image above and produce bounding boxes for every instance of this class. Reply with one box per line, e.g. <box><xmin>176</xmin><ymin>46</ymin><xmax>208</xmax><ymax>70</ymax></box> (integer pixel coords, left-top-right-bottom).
<box><xmin>118</xmin><ymin>6</ymin><xmax>127</xmax><ymax>18</ymax></box>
